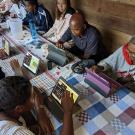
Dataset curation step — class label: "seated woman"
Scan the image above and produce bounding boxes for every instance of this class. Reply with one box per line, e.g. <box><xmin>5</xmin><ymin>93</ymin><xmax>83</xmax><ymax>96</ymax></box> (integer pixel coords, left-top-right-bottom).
<box><xmin>91</xmin><ymin>36</ymin><xmax>135</xmax><ymax>92</ymax></box>
<box><xmin>44</xmin><ymin>0</ymin><xmax>75</xmax><ymax>43</ymax></box>
<box><xmin>23</xmin><ymin>0</ymin><xmax>53</xmax><ymax>32</ymax></box>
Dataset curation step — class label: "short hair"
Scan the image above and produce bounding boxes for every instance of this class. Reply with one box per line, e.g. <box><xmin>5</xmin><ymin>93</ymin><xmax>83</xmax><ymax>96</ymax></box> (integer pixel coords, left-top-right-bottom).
<box><xmin>25</xmin><ymin>0</ymin><xmax>38</xmax><ymax>7</ymax></box>
<box><xmin>0</xmin><ymin>76</ymin><xmax>31</xmax><ymax>112</ymax></box>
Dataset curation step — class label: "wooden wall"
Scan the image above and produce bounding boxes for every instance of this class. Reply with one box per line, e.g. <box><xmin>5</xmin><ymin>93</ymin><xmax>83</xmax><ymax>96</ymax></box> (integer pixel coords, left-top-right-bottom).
<box><xmin>39</xmin><ymin>0</ymin><xmax>135</xmax><ymax>53</ymax></box>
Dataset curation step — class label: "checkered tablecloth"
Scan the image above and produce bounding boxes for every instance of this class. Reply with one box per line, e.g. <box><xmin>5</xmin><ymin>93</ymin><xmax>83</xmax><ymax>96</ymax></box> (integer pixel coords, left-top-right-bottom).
<box><xmin>61</xmin><ymin>74</ymin><xmax>135</xmax><ymax>135</ymax></box>
<box><xmin>30</xmin><ymin>72</ymin><xmax>135</xmax><ymax>135</ymax></box>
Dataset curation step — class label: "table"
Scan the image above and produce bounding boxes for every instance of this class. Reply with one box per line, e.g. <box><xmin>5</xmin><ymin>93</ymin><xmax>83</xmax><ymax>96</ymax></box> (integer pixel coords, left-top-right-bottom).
<box><xmin>0</xmin><ymin>26</ymin><xmax>135</xmax><ymax>135</ymax></box>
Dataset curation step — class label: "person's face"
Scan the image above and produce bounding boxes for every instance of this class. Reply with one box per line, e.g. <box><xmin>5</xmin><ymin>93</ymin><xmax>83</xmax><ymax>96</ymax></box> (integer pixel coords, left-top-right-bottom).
<box><xmin>26</xmin><ymin>2</ymin><xmax>35</xmax><ymax>12</ymax></box>
<box><xmin>70</xmin><ymin>21</ymin><xmax>84</xmax><ymax>37</ymax></box>
<box><xmin>57</xmin><ymin>0</ymin><xmax>67</xmax><ymax>13</ymax></box>
<box><xmin>127</xmin><ymin>43</ymin><xmax>135</xmax><ymax>64</ymax></box>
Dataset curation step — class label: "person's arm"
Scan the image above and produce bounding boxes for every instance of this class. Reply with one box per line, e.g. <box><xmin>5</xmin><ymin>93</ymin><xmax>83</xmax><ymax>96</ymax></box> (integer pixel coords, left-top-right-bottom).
<box><xmin>44</xmin><ymin>19</ymin><xmax>57</xmax><ymax>37</ymax></box>
<box><xmin>56</xmin><ymin>28</ymin><xmax>72</xmax><ymax>49</ymax></box>
<box><xmin>33</xmin><ymin>88</ymin><xmax>54</xmax><ymax>135</ymax></box>
<box><xmin>10</xmin><ymin>59</ymin><xmax>23</xmax><ymax>76</ymax></box>
<box><xmin>98</xmin><ymin>47</ymin><xmax>122</xmax><ymax>71</ymax></box>
<box><xmin>0</xmin><ymin>49</ymin><xmax>7</xmax><ymax>59</ymax></box>
<box><xmin>61</xmin><ymin>91</ymin><xmax>74</xmax><ymax>135</ymax></box>
<box><xmin>56</xmin><ymin>14</ymin><xmax>72</xmax><ymax>40</ymax></box>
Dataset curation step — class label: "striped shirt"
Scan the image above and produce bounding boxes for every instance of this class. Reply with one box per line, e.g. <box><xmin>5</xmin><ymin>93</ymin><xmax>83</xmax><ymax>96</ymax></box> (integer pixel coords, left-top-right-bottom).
<box><xmin>0</xmin><ymin>120</ymin><xmax>35</xmax><ymax>135</ymax></box>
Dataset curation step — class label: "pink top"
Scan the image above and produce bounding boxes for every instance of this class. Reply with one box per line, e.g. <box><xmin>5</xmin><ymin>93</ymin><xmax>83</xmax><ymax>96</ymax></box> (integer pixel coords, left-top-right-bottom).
<box><xmin>45</xmin><ymin>13</ymin><xmax>72</xmax><ymax>43</ymax></box>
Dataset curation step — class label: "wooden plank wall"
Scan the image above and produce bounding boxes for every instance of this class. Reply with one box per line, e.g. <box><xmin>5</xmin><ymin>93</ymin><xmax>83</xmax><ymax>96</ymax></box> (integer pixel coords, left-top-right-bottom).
<box><xmin>39</xmin><ymin>0</ymin><xmax>135</xmax><ymax>53</ymax></box>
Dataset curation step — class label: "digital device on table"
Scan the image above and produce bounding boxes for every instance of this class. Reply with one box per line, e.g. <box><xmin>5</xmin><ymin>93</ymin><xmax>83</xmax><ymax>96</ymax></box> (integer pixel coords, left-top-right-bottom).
<box><xmin>2</xmin><ymin>37</ymin><xmax>10</xmax><ymax>56</ymax></box>
<box><xmin>84</xmin><ymin>68</ymin><xmax>122</xmax><ymax>97</ymax></box>
<box><xmin>23</xmin><ymin>52</ymin><xmax>40</xmax><ymax>74</ymax></box>
<box><xmin>43</xmin><ymin>77</ymin><xmax>79</xmax><ymax>122</ymax></box>
<box><xmin>52</xmin><ymin>77</ymin><xmax>79</xmax><ymax>104</ymax></box>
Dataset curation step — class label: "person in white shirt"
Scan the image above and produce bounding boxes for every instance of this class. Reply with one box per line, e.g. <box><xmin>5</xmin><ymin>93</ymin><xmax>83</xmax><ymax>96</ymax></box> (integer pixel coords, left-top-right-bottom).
<box><xmin>44</xmin><ymin>0</ymin><xmax>75</xmax><ymax>43</ymax></box>
<box><xmin>8</xmin><ymin>0</ymin><xmax>26</xmax><ymax>19</ymax></box>
<box><xmin>0</xmin><ymin>76</ymin><xmax>75</xmax><ymax>135</ymax></box>
<box><xmin>91</xmin><ymin>36</ymin><xmax>135</xmax><ymax>92</ymax></box>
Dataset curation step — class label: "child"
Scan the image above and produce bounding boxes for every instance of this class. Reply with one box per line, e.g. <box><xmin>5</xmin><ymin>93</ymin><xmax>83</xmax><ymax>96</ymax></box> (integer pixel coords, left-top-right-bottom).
<box><xmin>0</xmin><ymin>76</ymin><xmax>74</xmax><ymax>135</ymax></box>
<box><xmin>23</xmin><ymin>0</ymin><xmax>53</xmax><ymax>32</ymax></box>
<box><xmin>44</xmin><ymin>0</ymin><xmax>75</xmax><ymax>43</ymax></box>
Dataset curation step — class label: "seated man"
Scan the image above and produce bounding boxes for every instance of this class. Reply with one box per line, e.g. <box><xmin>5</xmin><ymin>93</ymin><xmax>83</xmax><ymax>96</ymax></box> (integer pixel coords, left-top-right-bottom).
<box><xmin>56</xmin><ymin>12</ymin><xmax>107</xmax><ymax>63</ymax></box>
<box><xmin>23</xmin><ymin>0</ymin><xmax>53</xmax><ymax>32</ymax></box>
<box><xmin>91</xmin><ymin>36</ymin><xmax>135</xmax><ymax>92</ymax></box>
<box><xmin>0</xmin><ymin>76</ymin><xmax>74</xmax><ymax>135</ymax></box>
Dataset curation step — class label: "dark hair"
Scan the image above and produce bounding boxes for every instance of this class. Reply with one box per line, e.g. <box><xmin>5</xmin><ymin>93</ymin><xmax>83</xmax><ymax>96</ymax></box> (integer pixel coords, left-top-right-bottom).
<box><xmin>56</xmin><ymin>0</ymin><xmax>71</xmax><ymax>20</ymax></box>
<box><xmin>25</xmin><ymin>0</ymin><xmax>38</xmax><ymax>7</ymax></box>
<box><xmin>0</xmin><ymin>76</ymin><xmax>31</xmax><ymax>112</ymax></box>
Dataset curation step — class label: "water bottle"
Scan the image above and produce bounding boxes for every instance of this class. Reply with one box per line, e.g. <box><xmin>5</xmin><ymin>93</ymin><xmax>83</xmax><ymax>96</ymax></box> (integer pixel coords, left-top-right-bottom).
<box><xmin>29</xmin><ymin>21</ymin><xmax>38</xmax><ymax>40</ymax></box>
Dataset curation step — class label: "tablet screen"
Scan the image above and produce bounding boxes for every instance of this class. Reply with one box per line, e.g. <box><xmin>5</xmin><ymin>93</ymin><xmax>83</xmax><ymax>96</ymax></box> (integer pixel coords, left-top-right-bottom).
<box><xmin>2</xmin><ymin>38</ymin><xmax>10</xmax><ymax>56</ymax></box>
<box><xmin>23</xmin><ymin>52</ymin><xmax>40</xmax><ymax>74</ymax></box>
<box><xmin>52</xmin><ymin>78</ymin><xmax>79</xmax><ymax>104</ymax></box>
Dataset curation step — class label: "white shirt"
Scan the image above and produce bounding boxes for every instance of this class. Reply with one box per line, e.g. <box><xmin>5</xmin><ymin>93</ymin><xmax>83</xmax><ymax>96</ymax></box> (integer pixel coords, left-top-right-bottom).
<box><xmin>9</xmin><ymin>3</ymin><xmax>26</xmax><ymax>19</ymax></box>
<box><xmin>45</xmin><ymin>14</ymin><xmax>72</xmax><ymax>43</ymax></box>
<box><xmin>98</xmin><ymin>47</ymin><xmax>135</xmax><ymax>80</ymax></box>
<box><xmin>0</xmin><ymin>120</ymin><xmax>35</xmax><ymax>135</ymax></box>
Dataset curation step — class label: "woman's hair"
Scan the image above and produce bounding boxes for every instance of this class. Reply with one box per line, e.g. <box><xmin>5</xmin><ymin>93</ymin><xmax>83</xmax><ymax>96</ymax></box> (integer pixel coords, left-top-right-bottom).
<box><xmin>0</xmin><ymin>76</ymin><xmax>31</xmax><ymax>112</ymax></box>
<box><xmin>55</xmin><ymin>0</ymin><xmax>71</xmax><ymax>20</ymax></box>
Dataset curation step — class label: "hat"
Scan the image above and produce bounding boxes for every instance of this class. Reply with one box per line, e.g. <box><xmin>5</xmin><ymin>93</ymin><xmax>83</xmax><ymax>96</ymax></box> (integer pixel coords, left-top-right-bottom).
<box><xmin>129</xmin><ymin>35</ymin><xmax>135</xmax><ymax>44</ymax></box>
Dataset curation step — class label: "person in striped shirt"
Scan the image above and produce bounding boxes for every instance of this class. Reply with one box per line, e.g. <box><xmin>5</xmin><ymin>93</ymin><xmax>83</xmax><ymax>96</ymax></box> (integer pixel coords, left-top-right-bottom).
<box><xmin>0</xmin><ymin>76</ymin><xmax>74</xmax><ymax>135</ymax></box>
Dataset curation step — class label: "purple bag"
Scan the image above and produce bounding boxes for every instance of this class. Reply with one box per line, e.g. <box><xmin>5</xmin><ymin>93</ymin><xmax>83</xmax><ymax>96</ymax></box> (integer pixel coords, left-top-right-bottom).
<box><xmin>84</xmin><ymin>69</ymin><xmax>122</xmax><ymax>97</ymax></box>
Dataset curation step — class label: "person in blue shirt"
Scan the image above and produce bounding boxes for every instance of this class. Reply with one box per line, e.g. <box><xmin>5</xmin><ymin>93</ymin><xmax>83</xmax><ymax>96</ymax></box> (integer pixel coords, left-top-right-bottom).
<box><xmin>23</xmin><ymin>0</ymin><xmax>53</xmax><ymax>32</ymax></box>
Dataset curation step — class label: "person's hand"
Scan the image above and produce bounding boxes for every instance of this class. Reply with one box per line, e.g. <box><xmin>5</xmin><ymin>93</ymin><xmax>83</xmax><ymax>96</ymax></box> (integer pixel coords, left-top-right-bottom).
<box><xmin>10</xmin><ymin>13</ymin><xmax>17</xmax><ymax>18</ymax></box>
<box><xmin>33</xmin><ymin>87</ymin><xmax>54</xmax><ymax>135</ymax></box>
<box><xmin>91</xmin><ymin>65</ymin><xmax>104</xmax><ymax>73</ymax></box>
<box><xmin>61</xmin><ymin>91</ymin><xmax>74</xmax><ymax>114</ymax></box>
<box><xmin>56</xmin><ymin>41</ymin><xmax>64</xmax><ymax>49</ymax></box>
<box><xmin>10</xmin><ymin>59</ymin><xmax>23</xmax><ymax>75</ymax></box>
<box><xmin>0</xmin><ymin>48</ymin><xmax>6</xmax><ymax>59</ymax></box>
